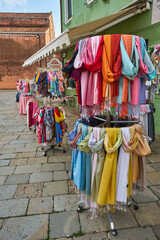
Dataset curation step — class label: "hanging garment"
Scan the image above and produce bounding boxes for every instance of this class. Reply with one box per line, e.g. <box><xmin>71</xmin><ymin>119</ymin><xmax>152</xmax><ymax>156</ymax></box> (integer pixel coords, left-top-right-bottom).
<box><xmin>97</xmin><ymin>128</ymin><xmax>122</xmax><ymax>207</ymax></box>
<box><xmin>27</xmin><ymin>101</ymin><xmax>39</xmax><ymax>128</ymax></box>
<box><xmin>88</xmin><ymin>127</ymin><xmax>100</xmax><ymax>208</ymax></box>
<box><xmin>118</xmin><ymin>35</ymin><xmax>139</xmax><ymax>105</ymax></box>
<box><xmin>89</xmin><ymin>128</ymin><xmax>106</xmax><ymax>203</ymax></box>
<box><xmin>102</xmin><ymin>34</ymin><xmax>122</xmax><ymax>101</ymax></box>
<box><xmin>140</xmin><ymin>104</ymin><xmax>150</xmax><ymax>135</ymax></box>
<box><xmin>116</xmin><ymin>127</ymin><xmax>130</xmax><ymax>205</ymax></box>
<box><xmin>40</xmin><ymin>72</ymin><xmax>48</xmax><ymax>96</ymax></box>
<box><xmin>71</xmin><ymin>124</ymin><xmax>91</xmax><ymax>195</ymax></box>
<box><xmin>23</xmin><ymin>82</ymin><xmax>29</xmax><ymax>94</ymax></box>
<box><xmin>74</xmin><ymin>39</ymin><xmax>89</xmax><ymax>108</ymax></box>
<box><xmin>148</xmin><ymin>103</ymin><xmax>155</xmax><ymax>143</ymax></box>
<box><xmin>62</xmin><ymin>43</ymin><xmax>79</xmax><ymax>76</ymax></box>
<box><xmin>54</xmin><ymin>107</ymin><xmax>65</xmax><ymax>144</ymax></box>
<box><xmin>34</xmin><ymin>108</ymin><xmax>46</xmax><ymax>144</ymax></box>
<box><xmin>83</xmin><ymin>35</ymin><xmax>104</xmax><ymax>106</ymax></box>
<box><xmin>44</xmin><ymin>108</ymin><xmax>54</xmax><ymax>142</ymax></box>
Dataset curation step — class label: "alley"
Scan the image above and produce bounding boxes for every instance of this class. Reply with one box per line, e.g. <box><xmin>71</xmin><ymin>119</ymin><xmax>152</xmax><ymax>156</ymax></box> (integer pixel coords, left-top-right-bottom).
<box><xmin>0</xmin><ymin>90</ymin><xmax>159</xmax><ymax>240</ymax></box>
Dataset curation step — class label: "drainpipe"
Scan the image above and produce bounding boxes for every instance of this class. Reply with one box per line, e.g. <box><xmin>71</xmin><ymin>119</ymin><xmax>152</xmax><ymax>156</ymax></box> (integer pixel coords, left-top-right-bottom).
<box><xmin>37</xmin><ymin>34</ymin><xmax>42</xmax><ymax>67</ymax></box>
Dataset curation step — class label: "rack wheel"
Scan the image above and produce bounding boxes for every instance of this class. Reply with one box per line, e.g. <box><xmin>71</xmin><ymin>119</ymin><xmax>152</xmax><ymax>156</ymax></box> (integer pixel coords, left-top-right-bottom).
<box><xmin>43</xmin><ymin>152</ymin><xmax>47</xmax><ymax>156</ymax></box>
<box><xmin>134</xmin><ymin>205</ymin><xmax>139</xmax><ymax>211</ymax></box>
<box><xmin>77</xmin><ymin>206</ymin><xmax>83</xmax><ymax>212</ymax></box>
<box><xmin>111</xmin><ymin>229</ymin><xmax>117</xmax><ymax>236</ymax></box>
<box><xmin>63</xmin><ymin>149</ymin><xmax>66</xmax><ymax>153</ymax></box>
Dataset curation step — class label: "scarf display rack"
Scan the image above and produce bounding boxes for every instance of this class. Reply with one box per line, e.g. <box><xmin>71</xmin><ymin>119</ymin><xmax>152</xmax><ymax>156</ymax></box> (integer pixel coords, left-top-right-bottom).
<box><xmin>69</xmin><ymin>118</ymin><xmax>150</xmax><ymax>237</ymax></box>
<box><xmin>26</xmin><ymin>96</ymin><xmax>67</xmax><ymax>156</ymax></box>
<box><xmin>64</xmin><ymin>34</ymin><xmax>156</xmax><ymax>237</ymax></box>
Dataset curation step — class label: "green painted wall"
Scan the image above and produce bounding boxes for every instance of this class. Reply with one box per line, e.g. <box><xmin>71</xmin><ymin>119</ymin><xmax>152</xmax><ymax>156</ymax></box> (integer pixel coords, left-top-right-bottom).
<box><xmin>153</xmin><ymin>95</ymin><xmax>160</xmax><ymax>135</ymax></box>
<box><xmin>62</xmin><ymin>0</ymin><xmax>134</xmax><ymax>31</ymax></box>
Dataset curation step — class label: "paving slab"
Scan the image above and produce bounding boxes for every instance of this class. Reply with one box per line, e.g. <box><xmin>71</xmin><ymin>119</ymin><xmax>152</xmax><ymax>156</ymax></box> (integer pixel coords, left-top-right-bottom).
<box><xmin>50</xmin><ymin>211</ymin><xmax>80</xmax><ymax>238</ymax></box>
<box><xmin>68</xmin><ymin>180</ymin><xmax>76</xmax><ymax>194</ymax></box>
<box><xmin>0</xmin><ymin>154</ymin><xmax>17</xmax><ymax>159</ymax></box>
<box><xmin>14</xmin><ymin>164</ymin><xmax>41</xmax><ymax>174</ymax></box>
<box><xmin>73</xmin><ymin>232</ymin><xmax>108</xmax><ymax>240</ymax></box>
<box><xmin>54</xmin><ymin>194</ymin><xmax>79</xmax><ymax>212</ymax></box>
<box><xmin>147</xmin><ymin>172</ymin><xmax>160</xmax><ymax>185</ymax></box>
<box><xmin>49</xmin><ymin>155</ymin><xmax>72</xmax><ymax>163</ymax></box>
<box><xmin>43</xmin><ymin>181</ymin><xmax>68</xmax><ymax>196</ymax></box>
<box><xmin>65</xmin><ymin>162</ymin><xmax>71</xmax><ymax>171</ymax></box>
<box><xmin>10</xmin><ymin>139</ymin><xmax>33</xmax><ymax>144</ymax></box>
<box><xmin>29</xmin><ymin>172</ymin><xmax>52</xmax><ymax>183</ymax></box>
<box><xmin>108</xmin><ymin>226</ymin><xmax>157</xmax><ymax>240</ymax></box>
<box><xmin>16</xmin><ymin>147</ymin><xmax>37</xmax><ymax>153</ymax></box>
<box><xmin>27</xmin><ymin>157</ymin><xmax>47</xmax><ymax>165</ymax></box>
<box><xmin>17</xmin><ymin>152</ymin><xmax>36</xmax><ymax>158</ymax></box>
<box><xmin>152</xmin><ymin>225</ymin><xmax>160</xmax><ymax>240</ymax></box>
<box><xmin>131</xmin><ymin>202</ymin><xmax>160</xmax><ymax>226</ymax></box>
<box><xmin>5</xmin><ymin>174</ymin><xmax>30</xmax><ymax>185</ymax></box>
<box><xmin>131</xmin><ymin>187</ymin><xmax>158</xmax><ymax>203</ymax></box>
<box><xmin>146</xmin><ymin>164</ymin><xmax>156</xmax><ymax>172</ymax></box>
<box><xmin>54</xmin><ymin>170</ymin><xmax>69</xmax><ymax>180</ymax></box>
<box><xmin>0</xmin><ymin>160</ymin><xmax>10</xmax><ymax>166</ymax></box>
<box><xmin>147</xmin><ymin>154</ymin><xmax>160</xmax><ymax>163</ymax></box>
<box><xmin>27</xmin><ymin>197</ymin><xmax>53</xmax><ymax>215</ymax></box>
<box><xmin>0</xmin><ymin>198</ymin><xmax>28</xmax><ymax>218</ymax></box>
<box><xmin>150</xmin><ymin>185</ymin><xmax>160</xmax><ymax>199</ymax></box>
<box><xmin>42</xmin><ymin>163</ymin><xmax>65</xmax><ymax>172</ymax></box>
<box><xmin>151</xmin><ymin>162</ymin><xmax>160</xmax><ymax>171</ymax></box>
<box><xmin>3</xmin><ymin>143</ymin><xmax>25</xmax><ymax>149</ymax></box>
<box><xmin>0</xmin><ymin>176</ymin><xmax>7</xmax><ymax>185</ymax></box>
<box><xmin>10</xmin><ymin>158</ymin><xmax>28</xmax><ymax>166</ymax></box>
<box><xmin>80</xmin><ymin>208</ymin><xmax>138</xmax><ymax>234</ymax></box>
<box><xmin>14</xmin><ymin>183</ymin><xmax>43</xmax><ymax>198</ymax></box>
<box><xmin>0</xmin><ymin>214</ymin><xmax>48</xmax><ymax>240</ymax></box>
<box><xmin>0</xmin><ymin>185</ymin><xmax>17</xmax><ymax>200</ymax></box>
<box><xmin>0</xmin><ymin>166</ymin><xmax>15</xmax><ymax>175</ymax></box>
<box><xmin>0</xmin><ymin>148</ymin><xmax>16</xmax><ymax>153</ymax></box>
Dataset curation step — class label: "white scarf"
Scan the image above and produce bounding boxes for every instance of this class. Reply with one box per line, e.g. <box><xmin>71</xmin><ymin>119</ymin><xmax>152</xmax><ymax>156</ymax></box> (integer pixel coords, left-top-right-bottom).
<box><xmin>116</xmin><ymin>127</ymin><xmax>130</xmax><ymax>204</ymax></box>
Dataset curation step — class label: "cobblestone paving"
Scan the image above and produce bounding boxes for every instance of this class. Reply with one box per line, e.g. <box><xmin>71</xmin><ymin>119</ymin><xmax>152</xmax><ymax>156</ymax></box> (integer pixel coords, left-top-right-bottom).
<box><xmin>0</xmin><ymin>90</ymin><xmax>160</xmax><ymax>240</ymax></box>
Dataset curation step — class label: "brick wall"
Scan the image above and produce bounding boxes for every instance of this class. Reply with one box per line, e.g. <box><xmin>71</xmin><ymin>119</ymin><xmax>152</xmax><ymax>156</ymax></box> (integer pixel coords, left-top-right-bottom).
<box><xmin>0</xmin><ymin>12</ymin><xmax>55</xmax><ymax>89</ymax></box>
<box><xmin>0</xmin><ymin>35</ymin><xmax>44</xmax><ymax>89</ymax></box>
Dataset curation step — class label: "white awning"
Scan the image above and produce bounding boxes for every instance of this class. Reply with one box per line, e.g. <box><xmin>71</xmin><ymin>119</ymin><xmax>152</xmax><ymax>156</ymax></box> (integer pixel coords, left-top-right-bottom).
<box><xmin>23</xmin><ymin>1</ymin><xmax>150</xmax><ymax>67</ymax></box>
<box><xmin>22</xmin><ymin>30</ymin><xmax>70</xmax><ymax>67</ymax></box>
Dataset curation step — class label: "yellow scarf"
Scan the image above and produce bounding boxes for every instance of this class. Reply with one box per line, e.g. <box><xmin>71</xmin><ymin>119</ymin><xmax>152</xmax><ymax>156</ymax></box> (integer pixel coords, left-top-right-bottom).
<box><xmin>97</xmin><ymin>128</ymin><xmax>122</xmax><ymax>206</ymax></box>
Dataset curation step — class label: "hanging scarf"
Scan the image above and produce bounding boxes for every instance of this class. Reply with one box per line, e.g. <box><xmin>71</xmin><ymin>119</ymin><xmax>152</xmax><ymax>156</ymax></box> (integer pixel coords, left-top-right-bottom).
<box><xmin>74</xmin><ymin>39</ymin><xmax>89</xmax><ymax>107</ymax></box>
<box><xmin>78</xmin><ymin>126</ymin><xmax>93</xmax><ymax>152</ymax></box>
<box><xmin>97</xmin><ymin>128</ymin><xmax>122</xmax><ymax>207</ymax></box>
<box><xmin>89</xmin><ymin>128</ymin><xmax>106</xmax><ymax>203</ymax></box>
<box><xmin>116</xmin><ymin>127</ymin><xmax>130</xmax><ymax>205</ymax></box>
<box><xmin>56</xmin><ymin>122</ymin><xmax>63</xmax><ymax>146</ymax></box>
<box><xmin>84</xmin><ymin>36</ymin><xmax>103</xmax><ymax>106</ymax></box>
<box><xmin>76</xmin><ymin>124</ymin><xmax>91</xmax><ymax>195</ymax></box>
<box><xmin>102</xmin><ymin>35</ymin><xmax>122</xmax><ymax>101</ymax></box>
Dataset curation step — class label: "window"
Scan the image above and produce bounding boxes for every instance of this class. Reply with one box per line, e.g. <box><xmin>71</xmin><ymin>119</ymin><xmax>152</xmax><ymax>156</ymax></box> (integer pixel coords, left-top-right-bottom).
<box><xmin>65</xmin><ymin>0</ymin><xmax>73</xmax><ymax>24</ymax></box>
<box><xmin>87</xmin><ymin>0</ymin><xmax>95</xmax><ymax>5</ymax></box>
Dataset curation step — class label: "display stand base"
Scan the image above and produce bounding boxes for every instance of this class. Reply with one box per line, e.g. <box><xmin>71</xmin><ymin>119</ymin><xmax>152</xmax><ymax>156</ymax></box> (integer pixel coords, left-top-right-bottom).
<box><xmin>41</xmin><ymin>144</ymin><xmax>66</xmax><ymax>156</ymax></box>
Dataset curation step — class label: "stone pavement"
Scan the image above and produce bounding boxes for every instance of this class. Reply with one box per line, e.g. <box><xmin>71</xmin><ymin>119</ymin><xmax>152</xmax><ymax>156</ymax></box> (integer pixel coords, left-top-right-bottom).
<box><xmin>0</xmin><ymin>90</ymin><xmax>159</xmax><ymax>240</ymax></box>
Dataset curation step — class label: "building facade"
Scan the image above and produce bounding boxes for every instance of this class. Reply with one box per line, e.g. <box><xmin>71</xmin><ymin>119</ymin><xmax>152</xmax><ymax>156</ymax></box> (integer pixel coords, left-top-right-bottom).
<box><xmin>0</xmin><ymin>12</ymin><xmax>55</xmax><ymax>89</ymax></box>
<box><xmin>60</xmin><ymin>0</ymin><xmax>160</xmax><ymax>134</ymax></box>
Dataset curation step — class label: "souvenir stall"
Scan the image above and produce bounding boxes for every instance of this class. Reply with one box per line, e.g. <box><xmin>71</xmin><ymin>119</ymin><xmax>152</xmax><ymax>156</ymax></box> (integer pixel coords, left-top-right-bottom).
<box><xmin>34</xmin><ymin>68</ymin><xmax>65</xmax><ymax>98</ymax></box>
<box><xmin>27</xmin><ymin>67</ymin><xmax>67</xmax><ymax>156</ymax></box>
<box><xmin>63</xmin><ymin>34</ymin><xmax>157</xmax><ymax>236</ymax></box>
<box><xmin>16</xmin><ymin>79</ymin><xmax>37</xmax><ymax>115</ymax></box>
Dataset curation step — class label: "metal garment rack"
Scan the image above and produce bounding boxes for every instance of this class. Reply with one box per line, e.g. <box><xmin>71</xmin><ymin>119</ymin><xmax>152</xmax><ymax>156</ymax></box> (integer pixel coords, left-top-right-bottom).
<box><xmin>77</xmin><ymin>116</ymin><xmax>140</xmax><ymax>236</ymax></box>
<box><xmin>31</xmin><ymin>96</ymin><xmax>66</xmax><ymax>156</ymax></box>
